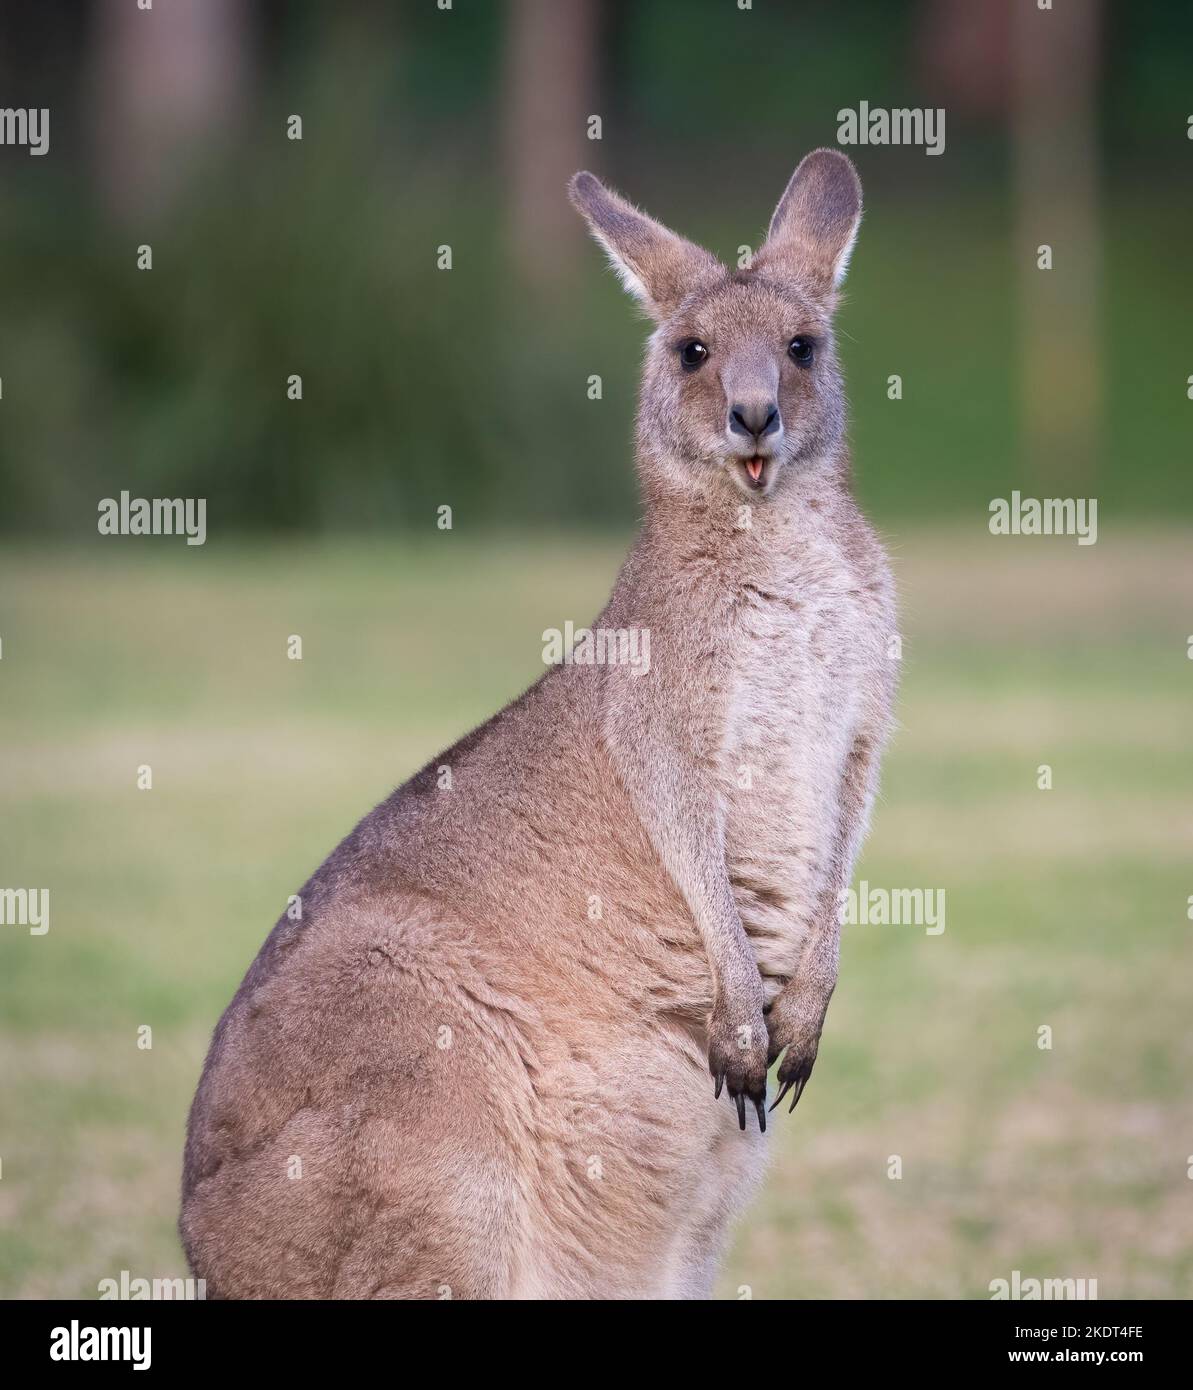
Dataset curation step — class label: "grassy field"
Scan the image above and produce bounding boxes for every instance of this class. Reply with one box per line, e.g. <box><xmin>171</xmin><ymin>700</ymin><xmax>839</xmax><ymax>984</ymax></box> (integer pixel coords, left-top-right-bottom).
<box><xmin>1</xmin><ymin>527</ymin><xmax>1191</xmax><ymax>1299</ymax></box>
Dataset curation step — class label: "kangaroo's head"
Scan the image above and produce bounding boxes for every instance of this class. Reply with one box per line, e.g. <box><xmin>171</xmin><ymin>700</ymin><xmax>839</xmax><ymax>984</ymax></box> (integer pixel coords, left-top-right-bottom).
<box><xmin>570</xmin><ymin>150</ymin><xmax>861</xmax><ymax>504</ymax></box>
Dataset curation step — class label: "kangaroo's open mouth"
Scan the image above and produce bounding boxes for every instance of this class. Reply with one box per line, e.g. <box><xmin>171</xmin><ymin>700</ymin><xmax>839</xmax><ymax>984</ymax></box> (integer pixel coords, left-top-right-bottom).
<box><xmin>740</xmin><ymin>455</ymin><xmax>772</xmax><ymax>490</ymax></box>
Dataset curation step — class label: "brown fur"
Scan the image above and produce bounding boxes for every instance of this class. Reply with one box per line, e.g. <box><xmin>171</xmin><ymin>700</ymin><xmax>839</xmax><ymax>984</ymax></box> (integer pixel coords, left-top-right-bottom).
<box><xmin>181</xmin><ymin>150</ymin><xmax>898</xmax><ymax>1299</ymax></box>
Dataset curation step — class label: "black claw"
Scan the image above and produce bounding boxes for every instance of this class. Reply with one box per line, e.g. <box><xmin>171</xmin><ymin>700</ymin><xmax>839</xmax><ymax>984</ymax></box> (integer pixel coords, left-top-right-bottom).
<box><xmin>754</xmin><ymin>1097</ymin><xmax>767</xmax><ymax>1133</ymax></box>
<box><xmin>714</xmin><ymin>1073</ymin><xmax>724</xmax><ymax>1100</ymax></box>
<box><xmin>769</xmin><ymin>1063</ymin><xmax>815</xmax><ymax>1115</ymax></box>
<box><xmin>735</xmin><ymin>1092</ymin><xmax>746</xmax><ymax>1130</ymax></box>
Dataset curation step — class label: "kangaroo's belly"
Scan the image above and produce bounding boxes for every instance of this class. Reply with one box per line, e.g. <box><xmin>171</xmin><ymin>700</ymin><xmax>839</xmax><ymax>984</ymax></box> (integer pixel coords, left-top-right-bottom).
<box><xmin>720</xmin><ymin>561</ymin><xmax>877</xmax><ymax>992</ymax></box>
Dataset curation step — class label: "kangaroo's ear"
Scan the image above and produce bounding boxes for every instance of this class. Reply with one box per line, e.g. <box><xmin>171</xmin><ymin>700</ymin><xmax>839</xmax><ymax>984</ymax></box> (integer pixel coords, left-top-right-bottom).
<box><xmin>569</xmin><ymin>171</ymin><xmax>721</xmax><ymax>320</ymax></box>
<box><xmin>755</xmin><ymin>149</ymin><xmax>862</xmax><ymax>295</ymax></box>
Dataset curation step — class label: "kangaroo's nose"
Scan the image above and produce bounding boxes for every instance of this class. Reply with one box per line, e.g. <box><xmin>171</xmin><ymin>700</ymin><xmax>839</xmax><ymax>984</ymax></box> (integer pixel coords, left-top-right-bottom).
<box><xmin>728</xmin><ymin>401</ymin><xmax>780</xmax><ymax>440</ymax></box>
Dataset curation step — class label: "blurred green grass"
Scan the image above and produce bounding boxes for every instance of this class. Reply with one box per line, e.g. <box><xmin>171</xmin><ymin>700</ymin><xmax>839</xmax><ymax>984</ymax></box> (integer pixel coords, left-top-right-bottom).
<box><xmin>1</xmin><ymin>528</ymin><xmax>1191</xmax><ymax>1298</ymax></box>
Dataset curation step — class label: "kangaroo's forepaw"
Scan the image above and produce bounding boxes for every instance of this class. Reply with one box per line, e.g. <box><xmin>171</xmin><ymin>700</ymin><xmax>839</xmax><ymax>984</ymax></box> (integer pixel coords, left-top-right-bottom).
<box><xmin>708</xmin><ymin>1009</ymin><xmax>769</xmax><ymax>1133</ymax></box>
<box><xmin>766</xmin><ymin>993</ymin><xmax>824</xmax><ymax>1115</ymax></box>
<box><xmin>770</xmin><ymin>1044</ymin><xmax>818</xmax><ymax>1114</ymax></box>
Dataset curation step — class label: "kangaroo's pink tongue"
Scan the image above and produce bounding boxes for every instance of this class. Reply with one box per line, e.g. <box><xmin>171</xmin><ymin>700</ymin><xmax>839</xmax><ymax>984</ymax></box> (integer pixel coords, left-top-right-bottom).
<box><xmin>746</xmin><ymin>459</ymin><xmax>763</xmax><ymax>482</ymax></box>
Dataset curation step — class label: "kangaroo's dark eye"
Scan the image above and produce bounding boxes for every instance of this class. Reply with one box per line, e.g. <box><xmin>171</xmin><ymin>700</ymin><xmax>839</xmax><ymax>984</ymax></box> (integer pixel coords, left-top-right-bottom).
<box><xmin>788</xmin><ymin>336</ymin><xmax>815</xmax><ymax>367</ymax></box>
<box><xmin>679</xmin><ymin>339</ymin><xmax>709</xmax><ymax>371</ymax></box>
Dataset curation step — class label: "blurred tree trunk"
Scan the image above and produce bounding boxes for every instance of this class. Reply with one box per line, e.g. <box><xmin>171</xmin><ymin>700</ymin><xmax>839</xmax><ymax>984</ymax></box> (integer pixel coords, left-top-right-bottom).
<box><xmin>919</xmin><ymin>0</ymin><xmax>1103</xmax><ymax>489</ymax></box>
<box><xmin>501</xmin><ymin>0</ymin><xmax>599</xmax><ymax>295</ymax></box>
<box><xmin>1012</xmin><ymin>0</ymin><xmax>1103</xmax><ymax>488</ymax></box>
<box><xmin>918</xmin><ymin>0</ymin><xmax>1011</xmax><ymax>119</ymax></box>
<box><xmin>87</xmin><ymin>0</ymin><xmax>253</xmax><ymax>222</ymax></box>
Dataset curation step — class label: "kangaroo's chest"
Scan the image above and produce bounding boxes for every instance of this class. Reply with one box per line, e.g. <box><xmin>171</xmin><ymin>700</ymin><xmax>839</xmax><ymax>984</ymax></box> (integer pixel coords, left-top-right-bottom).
<box><xmin>719</xmin><ymin>544</ymin><xmax>881</xmax><ymax>984</ymax></box>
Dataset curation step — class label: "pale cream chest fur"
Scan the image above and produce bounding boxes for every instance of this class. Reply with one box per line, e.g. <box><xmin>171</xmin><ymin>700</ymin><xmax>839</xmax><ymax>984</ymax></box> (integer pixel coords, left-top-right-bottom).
<box><xmin>720</xmin><ymin>521</ymin><xmax>888</xmax><ymax>996</ymax></box>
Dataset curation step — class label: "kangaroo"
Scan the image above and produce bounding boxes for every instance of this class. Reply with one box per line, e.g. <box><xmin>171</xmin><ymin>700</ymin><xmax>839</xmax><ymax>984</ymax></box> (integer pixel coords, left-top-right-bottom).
<box><xmin>180</xmin><ymin>149</ymin><xmax>897</xmax><ymax>1300</ymax></box>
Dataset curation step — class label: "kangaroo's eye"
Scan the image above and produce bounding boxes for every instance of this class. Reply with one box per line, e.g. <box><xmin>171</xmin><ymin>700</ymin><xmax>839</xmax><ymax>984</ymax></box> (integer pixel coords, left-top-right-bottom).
<box><xmin>679</xmin><ymin>339</ymin><xmax>709</xmax><ymax>371</ymax></box>
<box><xmin>788</xmin><ymin>336</ymin><xmax>815</xmax><ymax>367</ymax></box>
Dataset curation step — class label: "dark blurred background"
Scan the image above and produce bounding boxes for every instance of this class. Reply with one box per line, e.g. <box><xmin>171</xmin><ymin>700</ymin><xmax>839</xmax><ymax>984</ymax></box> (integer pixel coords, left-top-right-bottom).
<box><xmin>0</xmin><ymin>0</ymin><xmax>1190</xmax><ymax>533</ymax></box>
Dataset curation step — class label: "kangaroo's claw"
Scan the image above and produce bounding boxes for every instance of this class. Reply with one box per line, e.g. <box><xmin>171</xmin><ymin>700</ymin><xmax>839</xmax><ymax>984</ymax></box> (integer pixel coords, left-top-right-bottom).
<box><xmin>769</xmin><ymin>1055</ymin><xmax>815</xmax><ymax>1113</ymax></box>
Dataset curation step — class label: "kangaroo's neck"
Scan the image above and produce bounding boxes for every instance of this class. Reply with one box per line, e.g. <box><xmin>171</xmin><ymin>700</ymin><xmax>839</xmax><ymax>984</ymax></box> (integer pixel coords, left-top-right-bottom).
<box><xmin>635</xmin><ymin>447</ymin><xmax>855</xmax><ymax>576</ymax></box>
